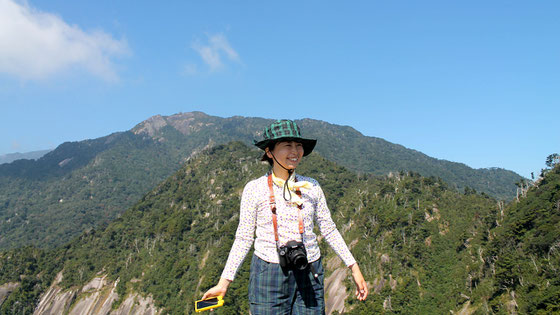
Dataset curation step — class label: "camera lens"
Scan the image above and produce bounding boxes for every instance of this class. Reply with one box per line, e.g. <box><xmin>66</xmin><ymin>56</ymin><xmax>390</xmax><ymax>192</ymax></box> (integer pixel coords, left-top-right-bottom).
<box><xmin>286</xmin><ymin>242</ymin><xmax>308</xmax><ymax>270</ymax></box>
<box><xmin>293</xmin><ymin>254</ymin><xmax>308</xmax><ymax>270</ymax></box>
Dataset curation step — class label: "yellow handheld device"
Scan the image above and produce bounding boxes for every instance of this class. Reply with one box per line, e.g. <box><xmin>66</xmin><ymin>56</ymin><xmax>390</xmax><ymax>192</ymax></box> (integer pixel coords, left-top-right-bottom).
<box><xmin>195</xmin><ymin>296</ymin><xmax>224</xmax><ymax>312</ymax></box>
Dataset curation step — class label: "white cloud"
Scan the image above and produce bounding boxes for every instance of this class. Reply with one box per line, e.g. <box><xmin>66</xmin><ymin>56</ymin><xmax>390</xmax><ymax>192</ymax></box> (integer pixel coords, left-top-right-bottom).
<box><xmin>191</xmin><ymin>33</ymin><xmax>240</xmax><ymax>71</ymax></box>
<box><xmin>0</xmin><ymin>0</ymin><xmax>128</xmax><ymax>81</ymax></box>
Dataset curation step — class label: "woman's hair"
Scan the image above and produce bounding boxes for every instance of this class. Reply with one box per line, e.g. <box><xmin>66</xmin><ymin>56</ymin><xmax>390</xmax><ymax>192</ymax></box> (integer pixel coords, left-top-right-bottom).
<box><xmin>261</xmin><ymin>152</ymin><xmax>273</xmax><ymax>166</ymax></box>
<box><xmin>261</xmin><ymin>143</ymin><xmax>274</xmax><ymax>166</ymax></box>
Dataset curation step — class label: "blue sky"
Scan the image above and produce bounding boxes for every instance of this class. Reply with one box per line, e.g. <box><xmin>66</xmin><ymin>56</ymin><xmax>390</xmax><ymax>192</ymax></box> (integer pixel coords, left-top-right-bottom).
<box><xmin>1</xmin><ymin>0</ymin><xmax>558</xmax><ymax>178</ymax></box>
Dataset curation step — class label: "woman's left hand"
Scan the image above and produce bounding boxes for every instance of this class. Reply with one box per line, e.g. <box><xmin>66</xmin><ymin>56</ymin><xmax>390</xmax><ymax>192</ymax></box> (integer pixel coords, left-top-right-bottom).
<box><xmin>350</xmin><ymin>263</ymin><xmax>368</xmax><ymax>301</ymax></box>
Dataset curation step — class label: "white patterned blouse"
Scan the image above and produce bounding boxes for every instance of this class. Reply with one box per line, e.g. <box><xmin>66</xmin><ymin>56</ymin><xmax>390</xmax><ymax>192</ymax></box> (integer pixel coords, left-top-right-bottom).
<box><xmin>221</xmin><ymin>173</ymin><xmax>356</xmax><ymax>281</ymax></box>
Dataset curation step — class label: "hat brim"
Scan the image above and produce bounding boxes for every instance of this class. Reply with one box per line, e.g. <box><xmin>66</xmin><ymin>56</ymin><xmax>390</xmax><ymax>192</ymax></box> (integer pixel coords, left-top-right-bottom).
<box><xmin>254</xmin><ymin>137</ymin><xmax>317</xmax><ymax>156</ymax></box>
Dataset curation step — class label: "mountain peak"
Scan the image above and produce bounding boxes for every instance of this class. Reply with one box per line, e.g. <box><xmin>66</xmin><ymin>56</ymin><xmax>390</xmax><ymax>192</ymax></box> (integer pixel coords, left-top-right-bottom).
<box><xmin>132</xmin><ymin>111</ymin><xmax>214</xmax><ymax>137</ymax></box>
<box><xmin>132</xmin><ymin>114</ymin><xmax>168</xmax><ymax>136</ymax></box>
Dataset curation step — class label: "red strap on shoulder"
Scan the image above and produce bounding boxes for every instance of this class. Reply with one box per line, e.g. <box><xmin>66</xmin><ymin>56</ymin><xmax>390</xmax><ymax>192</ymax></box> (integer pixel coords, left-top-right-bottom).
<box><xmin>268</xmin><ymin>174</ymin><xmax>279</xmax><ymax>242</ymax></box>
<box><xmin>268</xmin><ymin>173</ymin><xmax>305</xmax><ymax>243</ymax></box>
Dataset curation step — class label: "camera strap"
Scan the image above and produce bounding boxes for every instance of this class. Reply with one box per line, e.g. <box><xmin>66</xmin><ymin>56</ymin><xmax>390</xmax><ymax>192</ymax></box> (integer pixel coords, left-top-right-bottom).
<box><xmin>268</xmin><ymin>173</ymin><xmax>320</xmax><ymax>280</ymax></box>
<box><xmin>267</xmin><ymin>173</ymin><xmax>304</xmax><ymax>247</ymax></box>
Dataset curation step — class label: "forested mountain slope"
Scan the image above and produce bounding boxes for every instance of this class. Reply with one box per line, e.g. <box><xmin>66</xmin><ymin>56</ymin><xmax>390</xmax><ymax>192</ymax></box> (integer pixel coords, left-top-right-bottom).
<box><xmin>0</xmin><ymin>112</ymin><xmax>523</xmax><ymax>249</ymax></box>
<box><xmin>483</xmin><ymin>164</ymin><xmax>560</xmax><ymax>313</ymax></box>
<box><xmin>2</xmin><ymin>142</ymin><xmax>552</xmax><ymax>314</ymax></box>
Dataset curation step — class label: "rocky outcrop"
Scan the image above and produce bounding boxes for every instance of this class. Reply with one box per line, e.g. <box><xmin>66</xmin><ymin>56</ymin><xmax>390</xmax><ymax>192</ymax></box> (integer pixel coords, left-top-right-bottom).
<box><xmin>34</xmin><ymin>271</ymin><xmax>77</xmax><ymax>314</ymax></box>
<box><xmin>132</xmin><ymin>115</ymin><xmax>168</xmax><ymax>137</ymax></box>
<box><xmin>114</xmin><ymin>294</ymin><xmax>158</xmax><ymax>315</ymax></box>
<box><xmin>34</xmin><ymin>272</ymin><xmax>159</xmax><ymax>315</ymax></box>
<box><xmin>324</xmin><ymin>256</ymin><xmax>348</xmax><ymax>315</ymax></box>
<box><xmin>64</xmin><ymin>275</ymin><xmax>118</xmax><ymax>315</ymax></box>
<box><xmin>132</xmin><ymin>112</ymin><xmax>212</xmax><ymax>138</ymax></box>
<box><xmin>166</xmin><ymin>112</ymin><xmax>212</xmax><ymax>135</ymax></box>
<box><xmin>0</xmin><ymin>282</ymin><xmax>20</xmax><ymax>306</ymax></box>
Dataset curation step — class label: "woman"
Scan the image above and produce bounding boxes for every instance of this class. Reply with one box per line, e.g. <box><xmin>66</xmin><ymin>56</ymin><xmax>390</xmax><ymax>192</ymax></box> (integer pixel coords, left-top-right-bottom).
<box><xmin>202</xmin><ymin>120</ymin><xmax>368</xmax><ymax>314</ymax></box>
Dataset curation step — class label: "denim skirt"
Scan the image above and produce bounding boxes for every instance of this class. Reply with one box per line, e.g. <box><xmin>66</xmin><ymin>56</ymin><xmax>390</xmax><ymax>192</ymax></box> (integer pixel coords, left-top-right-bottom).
<box><xmin>248</xmin><ymin>254</ymin><xmax>325</xmax><ymax>315</ymax></box>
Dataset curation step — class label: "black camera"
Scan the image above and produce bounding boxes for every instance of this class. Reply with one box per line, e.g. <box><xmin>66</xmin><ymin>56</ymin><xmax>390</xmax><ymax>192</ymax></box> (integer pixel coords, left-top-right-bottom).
<box><xmin>278</xmin><ymin>240</ymin><xmax>308</xmax><ymax>271</ymax></box>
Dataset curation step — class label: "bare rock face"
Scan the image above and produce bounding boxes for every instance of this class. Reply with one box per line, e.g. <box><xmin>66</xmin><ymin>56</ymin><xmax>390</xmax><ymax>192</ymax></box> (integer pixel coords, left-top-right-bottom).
<box><xmin>132</xmin><ymin>112</ymin><xmax>212</xmax><ymax>138</ymax></box>
<box><xmin>65</xmin><ymin>275</ymin><xmax>118</xmax><ymax>315</ymax></box>
<box><xmin>324</xmin><ymin>256</ymin><xmax>348</xmax><ymax>315</ymax></box>
<box><xmin>34</xmin><ymin>271</ymin><xmax>77</xmax><ymax>315</ymax></box>
<box><xmin>0</xmin><ymin>282</ymin><xmax>20</xmax><ymax>306</ymax></box>
<box><xmin>132</xmin><ymin>115</ymin><xmax>168</xmax><ymax>136</ymax></box>
<box><xmin>114</xmin><ymin>294</ymin><xmax>158</xmax><ymax>315</ymax></box>
<box><xmin>166</xmin><ymin>112</ymin><xmax>211</xmax><ymax>135</ymax></box>
<box><xmin>34</xmin><ymin>272</ymin><xmax>159</xmax><ymax>315</ymax></box>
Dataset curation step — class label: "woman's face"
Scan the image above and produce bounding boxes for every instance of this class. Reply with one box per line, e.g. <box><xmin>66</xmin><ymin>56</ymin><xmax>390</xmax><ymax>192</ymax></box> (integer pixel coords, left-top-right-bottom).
<box><xmin>267</xmin><ymin>141</ymin><xmax>304</xmax><ymax>170</ymax></box>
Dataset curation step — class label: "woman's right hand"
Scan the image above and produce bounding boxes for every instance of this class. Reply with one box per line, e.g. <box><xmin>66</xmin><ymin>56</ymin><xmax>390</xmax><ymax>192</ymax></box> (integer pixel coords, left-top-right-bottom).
<box><xmin>202</xmin><ymin>277</ymin><xmax>231</xmax><ymax>300</ymax></box>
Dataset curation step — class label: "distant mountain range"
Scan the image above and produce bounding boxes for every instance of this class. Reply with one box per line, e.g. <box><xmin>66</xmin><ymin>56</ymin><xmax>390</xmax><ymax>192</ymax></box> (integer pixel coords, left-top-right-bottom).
<box><xmin>0</xmin><ymin>150</ymin><xmax>52</xmax><ymax>165</ymax></box>
<box><xmin>0</xmin><ymin>111</ymin><xmax>523</xmax><ymax>249</ymax></box>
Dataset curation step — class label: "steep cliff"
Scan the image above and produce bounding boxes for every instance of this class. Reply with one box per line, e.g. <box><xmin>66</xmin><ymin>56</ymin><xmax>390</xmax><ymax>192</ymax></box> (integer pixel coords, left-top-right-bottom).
<box><xmin>34</xmin><ymin>272</ymin><xmax>159</xmax><ymax>315</ymax></box>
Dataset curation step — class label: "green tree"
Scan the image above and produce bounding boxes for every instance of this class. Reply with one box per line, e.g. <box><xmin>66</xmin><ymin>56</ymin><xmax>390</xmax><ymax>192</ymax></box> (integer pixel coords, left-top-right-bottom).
<box><xmin>545</xmin><ymin>153</ymin><xmax>559</xmax><ymax>168</ymax></box>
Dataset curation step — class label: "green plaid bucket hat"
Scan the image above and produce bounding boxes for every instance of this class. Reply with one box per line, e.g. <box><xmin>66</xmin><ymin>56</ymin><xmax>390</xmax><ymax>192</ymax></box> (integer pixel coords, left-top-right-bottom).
<box><xmin>254</xmin><ymin>119</ymin><xmax>317</xmax><ymax>156</ymax></box>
